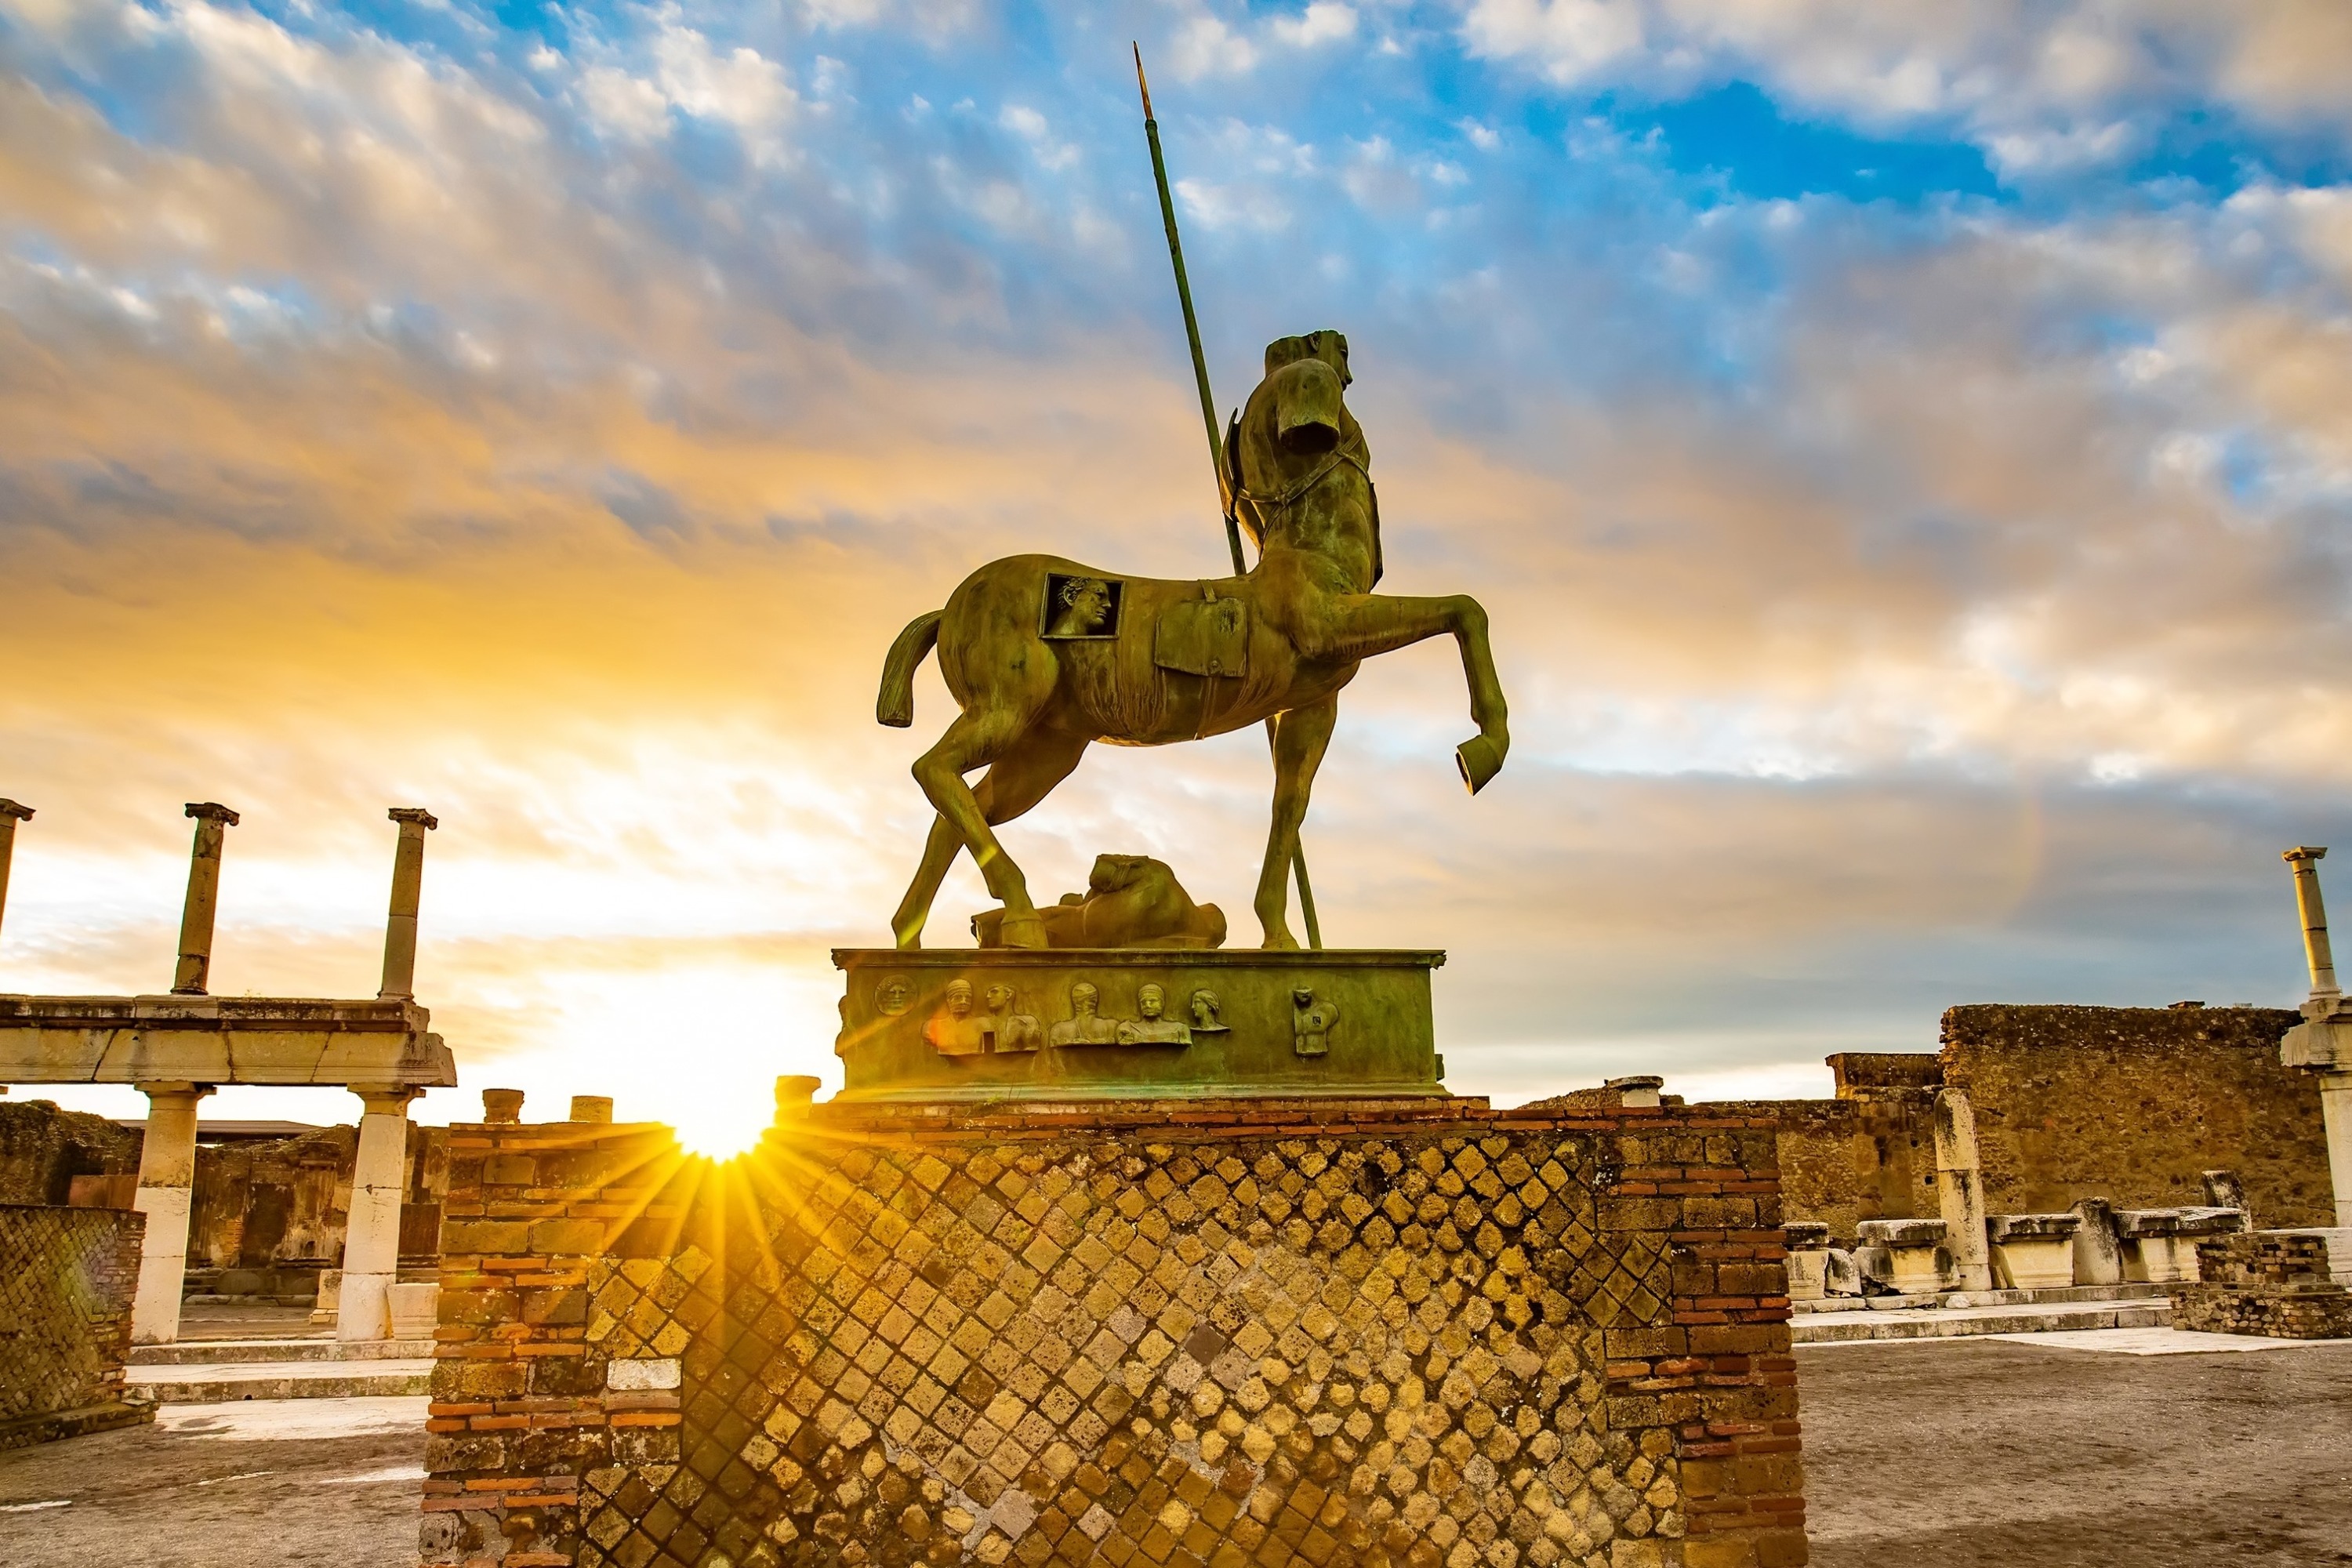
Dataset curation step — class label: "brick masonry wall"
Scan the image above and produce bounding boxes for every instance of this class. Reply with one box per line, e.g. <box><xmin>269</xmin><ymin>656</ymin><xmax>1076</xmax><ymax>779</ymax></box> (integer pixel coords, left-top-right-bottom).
<box><xmin>1939</xmin><ymin>1005</ymin><xmax>2332</xmax><ymax>1226</ymax></box>
<box><xmin>0</xmin><ymin>1201</ymin><xmax>149</xmax><ymax>1450</ymax></box>
<box><xmin>423</xmin><ymin>1102</ymin><xmax>1806</xmax><ymax>1568</ymax></box>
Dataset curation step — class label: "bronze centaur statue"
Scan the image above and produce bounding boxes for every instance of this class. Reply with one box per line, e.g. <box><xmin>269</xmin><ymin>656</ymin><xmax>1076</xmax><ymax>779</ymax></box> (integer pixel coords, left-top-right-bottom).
<box><xmin>877</xmin><ymin>330</ymin><xmax>1509</xmax><ymax>950</ymax></box>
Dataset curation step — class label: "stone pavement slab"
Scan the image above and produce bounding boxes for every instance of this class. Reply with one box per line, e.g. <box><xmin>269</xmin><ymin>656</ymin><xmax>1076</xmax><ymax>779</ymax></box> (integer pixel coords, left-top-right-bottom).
<box><xmin>1794</xmin><ymin>1295</ymin><xmax>2172</xmax><ymax>1342</ymax></box>
<box><xmin>126</xmin><ymin>1359</ymin><xmax>432</xmax><ymax>1402</ymax></box>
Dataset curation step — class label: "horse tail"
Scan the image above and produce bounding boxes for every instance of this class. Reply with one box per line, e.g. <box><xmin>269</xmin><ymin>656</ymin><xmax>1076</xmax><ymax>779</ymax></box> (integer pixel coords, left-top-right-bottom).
<box><xmin>877</xmin><ymin>609</ymin><xmax>942</xmax><ymax>728</ymax></box>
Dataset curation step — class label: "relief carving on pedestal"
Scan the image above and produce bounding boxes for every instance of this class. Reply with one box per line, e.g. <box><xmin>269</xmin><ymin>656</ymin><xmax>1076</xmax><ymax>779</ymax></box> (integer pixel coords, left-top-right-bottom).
<box><xmin>1293</xmin><ymin>985</ymin><xmax>1339</xmax><ymax>1058</ymax></box>
<box><xmin>1115</xmin><ymin>984</ymin><xmax>1191</xmax><ymax>1046</ymax></box>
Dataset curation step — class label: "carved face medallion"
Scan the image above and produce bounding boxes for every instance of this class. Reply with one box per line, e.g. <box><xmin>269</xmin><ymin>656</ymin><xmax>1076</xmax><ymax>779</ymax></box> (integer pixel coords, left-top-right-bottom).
<box><xmin>875</xmin><ymin>977</ymin><xmax>914</xmax><ymax>1016</ymax></box>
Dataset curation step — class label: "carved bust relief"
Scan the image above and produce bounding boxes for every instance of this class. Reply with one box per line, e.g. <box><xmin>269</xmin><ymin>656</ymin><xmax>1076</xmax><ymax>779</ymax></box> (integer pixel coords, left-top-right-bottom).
<box><xmin>1116</xmin><ymin>983</ymin><xmax>1191</xmax><ymax>1046</ymax></box>
<box><xmin>1292</xmin><ymin>985</ymin><xmax>1339</xmax><ymax>1058</ymax></box>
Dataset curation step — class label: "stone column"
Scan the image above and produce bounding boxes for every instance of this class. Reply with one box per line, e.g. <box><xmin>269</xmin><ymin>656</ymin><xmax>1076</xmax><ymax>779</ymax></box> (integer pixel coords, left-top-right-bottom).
<box><xmin>171</xmin><ymin>802</ymin><xmax>240</xmax><ymax>994</ymax></box>
<box><xmin>2279</xmin><ymin>848</ymin><xmax>2352</xmax><ymax>1228</ymax></box>
<box><xmin>377</xmin><ymin>808</ymin><xmax>438</xmax><ymax>1000</ymax></box>
<box><xmin>130</xmin><ymin>1081</ymin><xmax>215</xmax><ymax>1345</ymax></box>
<box><xmin>0</xmin><ymin>798</ymin><xmax>31</xmax><ymax>954</ymax></box>
<box><xmin>338</xmin><ymin>1086</ymin><xmax>421</xmax><ymax>1342</ymax></box>
<box><xmin>1932</xmin><ymin>1087</ymin><xmax>1994</xmax><ymax>1293</ymax></box>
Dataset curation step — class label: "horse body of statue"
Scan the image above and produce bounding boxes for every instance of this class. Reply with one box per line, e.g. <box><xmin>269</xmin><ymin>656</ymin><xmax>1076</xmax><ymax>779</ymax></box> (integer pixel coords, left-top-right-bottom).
<box><xmin>877</xmin><ymin>330</ymin><xmax>1509</xmax><ymax>950</ymax></box>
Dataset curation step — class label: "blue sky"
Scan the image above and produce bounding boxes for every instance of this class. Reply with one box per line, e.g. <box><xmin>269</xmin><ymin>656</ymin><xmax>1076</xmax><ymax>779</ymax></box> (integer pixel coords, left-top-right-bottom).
<box><xmin>5</xmin><ymin>1</ymin><xmax>2352</xmax><ymax>1147</ymax></box>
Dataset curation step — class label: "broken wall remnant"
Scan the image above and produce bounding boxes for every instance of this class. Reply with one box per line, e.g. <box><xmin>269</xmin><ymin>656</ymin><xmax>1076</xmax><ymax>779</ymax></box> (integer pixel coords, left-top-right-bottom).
<box><xmin>420</xmin><ymin>1096</ymin><xmax>1811</xmax><ymax>1568</ymax></box>
<box><xmin>1752</xmin><ymin>1006</ymin><xmax>2334</xmax><ymax>1242</ymax></box>
<box><xmin>2170</xmin><ymin>1232</ymin><xmax>2352</xmax><ymax>1338</ymax></box>
<box><xmin>0</xmin><ymin>1202</ymin><xmax>151</xmax><ymax>1450</ymax></box>
<box><xmin>0</xmin><ymin>1099</ymin><xmax>141</xmax><ymax>1207</ymax></box>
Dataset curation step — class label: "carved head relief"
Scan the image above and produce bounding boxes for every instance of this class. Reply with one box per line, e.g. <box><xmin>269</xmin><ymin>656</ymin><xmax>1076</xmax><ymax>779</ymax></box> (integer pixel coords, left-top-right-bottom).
<box><xmin>1137</xmin><ymin>984</ymin><xmax>1166</xmax><ymax>1020</ymax></box>
<box><xmin>1043</xmin><ymin>575</ymin><xmax>1120</xmax><ymax>639</ymax></box>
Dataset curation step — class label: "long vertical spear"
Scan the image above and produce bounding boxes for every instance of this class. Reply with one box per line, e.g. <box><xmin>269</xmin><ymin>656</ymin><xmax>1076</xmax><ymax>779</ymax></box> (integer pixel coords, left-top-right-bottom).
<box><xmin>1134</xmin><ymin>44</ymin><xmax>1323</xmax><ymax>949</ymax></box>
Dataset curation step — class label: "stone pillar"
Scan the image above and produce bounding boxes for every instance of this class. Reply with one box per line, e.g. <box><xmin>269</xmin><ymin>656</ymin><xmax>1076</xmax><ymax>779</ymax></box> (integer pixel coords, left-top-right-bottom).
<box><xmin>130</xmin><ymin>1081</ymin><xmax>214</xmax><ymax>1344</ymax></box>
<box><xmin>568</xmin><ymin>1095</ymin><xmax>614</xmax><ymax>1124</ymax></box>
<box><xmin>377</xmin><ymin>808</ymin><xmax>438</xmax><ymax>1000</ymax></box>
<box><xmin>1932</xmin><ymin>1087</ymin><xmax>1994</xmax><ymax>1292</ymax></box>
<box><xmin>171</xmin><ymin>802</ymin><xmax>240</xmax><ymax>994</ymax></box>
<box><xmin>2071</xmin><ymin>1197</ymin><xmax>2124</xmax><ymax>1286</ymax></box>
<box><xmin>0</xmin><ymin>798</ymin><xmax>31</xmax><ymax>954</ymax></box>
<box><xmin>2279</xmin><ymin>848</ymin><xmax>2352</xmax><ymax>1229</ymax></box>
<box><xmin>338</xmin><ymin>1086</ymin><xmax>421</xmax><ymax>1343</ymax></box>
<box><xmin>2286</xmin><ymin>847</ymin><xmax>2339</xmax><ymax>1000</ymax></box>
<box><xmin>2318</xmin><ymin>1080</ymin><xmax>2352</xmax><ymax>1230</ymax></box>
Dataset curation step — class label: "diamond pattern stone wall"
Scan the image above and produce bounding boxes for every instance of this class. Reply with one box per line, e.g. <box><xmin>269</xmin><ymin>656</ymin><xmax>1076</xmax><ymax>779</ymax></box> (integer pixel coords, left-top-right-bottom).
<box><xmin>423</xmin><ymin>1102</ymin><xmax>1806</xmax><ymax>1568</ymax></box>
<box><xmin>0</xmin><ymin>1200</ymin><xmax>148</xmax><ymax>1450</ymax></box>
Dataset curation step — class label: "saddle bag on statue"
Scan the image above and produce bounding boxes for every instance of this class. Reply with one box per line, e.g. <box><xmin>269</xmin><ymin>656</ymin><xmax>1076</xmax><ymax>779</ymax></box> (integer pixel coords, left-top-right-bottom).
<box><xmin>1154</xmin><ymin>590</ymin><xmax>1250</xmax><ymax>678</ymax></box>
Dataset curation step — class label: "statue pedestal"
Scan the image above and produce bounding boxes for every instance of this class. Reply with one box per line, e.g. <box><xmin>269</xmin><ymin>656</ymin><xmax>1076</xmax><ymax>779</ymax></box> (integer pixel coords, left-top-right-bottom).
<box><xmin>832</xmin><ymin>947</ymin><xmax>1446</xmax><ymax>1102</ymax></box>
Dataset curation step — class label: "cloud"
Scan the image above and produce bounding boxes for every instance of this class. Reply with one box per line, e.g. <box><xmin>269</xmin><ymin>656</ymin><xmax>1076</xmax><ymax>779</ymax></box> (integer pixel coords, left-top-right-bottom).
<box><xmin>1459</xmin><ymin>0</ymin><xmax>2352</xmax><ymax>175</ymax></box>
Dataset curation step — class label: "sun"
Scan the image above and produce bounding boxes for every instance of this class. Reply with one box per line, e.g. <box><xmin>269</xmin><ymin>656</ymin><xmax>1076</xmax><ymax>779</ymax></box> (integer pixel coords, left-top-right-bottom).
<box><xmin>666</xmin><ymin>1091</ymin><xmax>775</xmax><ymax>1160</ymax></box>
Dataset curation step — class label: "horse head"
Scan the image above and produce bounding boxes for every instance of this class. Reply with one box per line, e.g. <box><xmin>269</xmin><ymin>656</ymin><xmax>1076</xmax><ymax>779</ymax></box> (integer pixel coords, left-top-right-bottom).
<box><xmin>1228</xmin><ymin>328</ymin><xmax>1381</xmax><ymax>586</ymax></box>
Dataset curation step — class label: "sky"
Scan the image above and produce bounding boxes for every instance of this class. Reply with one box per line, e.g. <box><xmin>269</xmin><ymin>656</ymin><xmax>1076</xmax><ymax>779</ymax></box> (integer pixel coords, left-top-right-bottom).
<box><xmin>5</xmin><ymin>0</ymin><xmax>2352</xmax><ymax>1153</ymax></box>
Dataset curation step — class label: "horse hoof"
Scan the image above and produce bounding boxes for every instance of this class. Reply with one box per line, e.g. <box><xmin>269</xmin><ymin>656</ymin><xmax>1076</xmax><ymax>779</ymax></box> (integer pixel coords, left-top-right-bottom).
<box><xmin>999</xmin><ymin>911</ymin><xmax>1049</xmax><ymax>949</ymax></box>
<box><xmin>1456</xmin><ymin>735</ymin><xmax>1505</xmax><ymax>795</ymax></box>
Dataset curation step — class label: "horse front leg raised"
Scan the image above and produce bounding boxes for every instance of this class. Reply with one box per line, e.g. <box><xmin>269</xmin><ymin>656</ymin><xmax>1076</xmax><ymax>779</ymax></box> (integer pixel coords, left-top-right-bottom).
<box><xmin>1254</xmin><ymin>696</ymin><xmax>1338</xmax><ymax>949</ymax></box>
<box><xmin>1307</xmin><ymin>592</ymin><xmax>1510</xmax><ymax>792</ymax></box>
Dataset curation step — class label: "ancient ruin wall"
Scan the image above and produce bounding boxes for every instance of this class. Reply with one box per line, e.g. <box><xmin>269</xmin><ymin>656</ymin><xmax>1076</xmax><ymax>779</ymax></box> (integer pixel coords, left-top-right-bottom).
<box><xmin>1743</xmin><ymin>1102</ymin><xmax>1933</xmax><ymax>1246</ymax></box>
<box><xmin>0</xmin><ymin>1202</ymin><xmax>149</xmax><ymax>1450</ymax></box>
<box><xmin>0</xmin><ymin>1099</ymin><xmax>140</xmax><ymax>1207</ymax></box>
<box><xmin>1939</xmin><ymin>1005</ymin><xmax>2331</xmax><ymax>1226</ymax></box>
<box><xmin>421</xmin><ymin>1102</ymin><xmax>1808</xmax><ymax>1568</ymax></box>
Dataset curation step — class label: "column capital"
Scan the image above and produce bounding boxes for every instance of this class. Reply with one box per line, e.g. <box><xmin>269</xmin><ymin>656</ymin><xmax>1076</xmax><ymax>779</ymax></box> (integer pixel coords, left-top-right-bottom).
<box><xmin>184</xmin><ymin>801</ymin><xmax>241</xmax><ymax>826</ymax></box>
<box><xmin>353</xmin><ymin>1085</ymin><xmax>425</xmax><ymax>1116</ymax></box>
<box><xmin>388</xmin><ymin>808</ymin><xmax>439</xmax><ymax>831</ymax></box>
<box><xmin>0</xmin><ymin>799</ymin><xmax>31</xmax><ymax>822</ymax></box>
<box><xmin>136</xmin><ymin>1081</ymin><xmax>218</xmax><ymax>1103</ymax></box>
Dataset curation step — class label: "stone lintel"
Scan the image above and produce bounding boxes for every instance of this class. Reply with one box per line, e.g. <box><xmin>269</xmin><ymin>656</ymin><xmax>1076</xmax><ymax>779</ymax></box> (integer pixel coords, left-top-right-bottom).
<box><xmin>2283</xmin><ymin>1015</ymin><xmax>2352</xmax><ymax>1068</ymax></box>
<box><xmin>1986</xmin><ymin>1212</ymin><xmax>2083</xmax><ymax>1240</ymax></box>
<box><xmin>2117</xmin><ymin>1206</ymin><xmax>2245</xmax><ymax>1238</ymax></box>
<box><xmin>0</xmin><ymin>994</ymin><xmax>456</xmax><ymax>1087</ymax></box>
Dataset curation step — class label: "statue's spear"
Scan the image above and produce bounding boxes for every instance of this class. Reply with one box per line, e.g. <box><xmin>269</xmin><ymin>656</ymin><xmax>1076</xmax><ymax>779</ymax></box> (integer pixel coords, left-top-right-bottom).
<box><xmin>1134</xmin><ymin>43</ymin><xmax>1323</xmax><ymax>949</ymax></box>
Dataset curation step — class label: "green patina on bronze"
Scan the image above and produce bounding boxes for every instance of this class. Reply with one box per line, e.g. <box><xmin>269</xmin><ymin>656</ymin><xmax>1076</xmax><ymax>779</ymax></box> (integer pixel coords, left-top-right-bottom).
<box><xmin>833</xmin><ymin>948</ymin><xmax>1446</xmax><ymax>1102</ymax></box>
<box><xmin>873</xmin><ymin>329</ymin><xmax>1511</xmax><ymax>956</ymax></box>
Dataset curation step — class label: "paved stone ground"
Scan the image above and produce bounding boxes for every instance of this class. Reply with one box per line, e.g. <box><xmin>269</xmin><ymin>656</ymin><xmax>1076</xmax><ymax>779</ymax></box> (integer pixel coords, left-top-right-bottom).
<box><xmin>1802</xmin><ymin>1338</ymin><xmax>2352</xmax><ymax>1566</ymax></box>
<box><xmin>2</xmin><ymin>1337</ymin><xmax>2348</xmax><ymax>1566</ymax></box>
<box><xmin>0</xmin><ymin>1397</ymin><xmax>425</xmax><ymax>1568</ymax></box>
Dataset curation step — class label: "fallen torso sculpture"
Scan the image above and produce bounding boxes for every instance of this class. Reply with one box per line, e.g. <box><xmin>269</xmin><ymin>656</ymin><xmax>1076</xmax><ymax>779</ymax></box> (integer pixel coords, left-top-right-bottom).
<box><xmin>971</xmin><ymin>853</ymin><xmax>1226</xmax><ymax>949</ymax></box>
